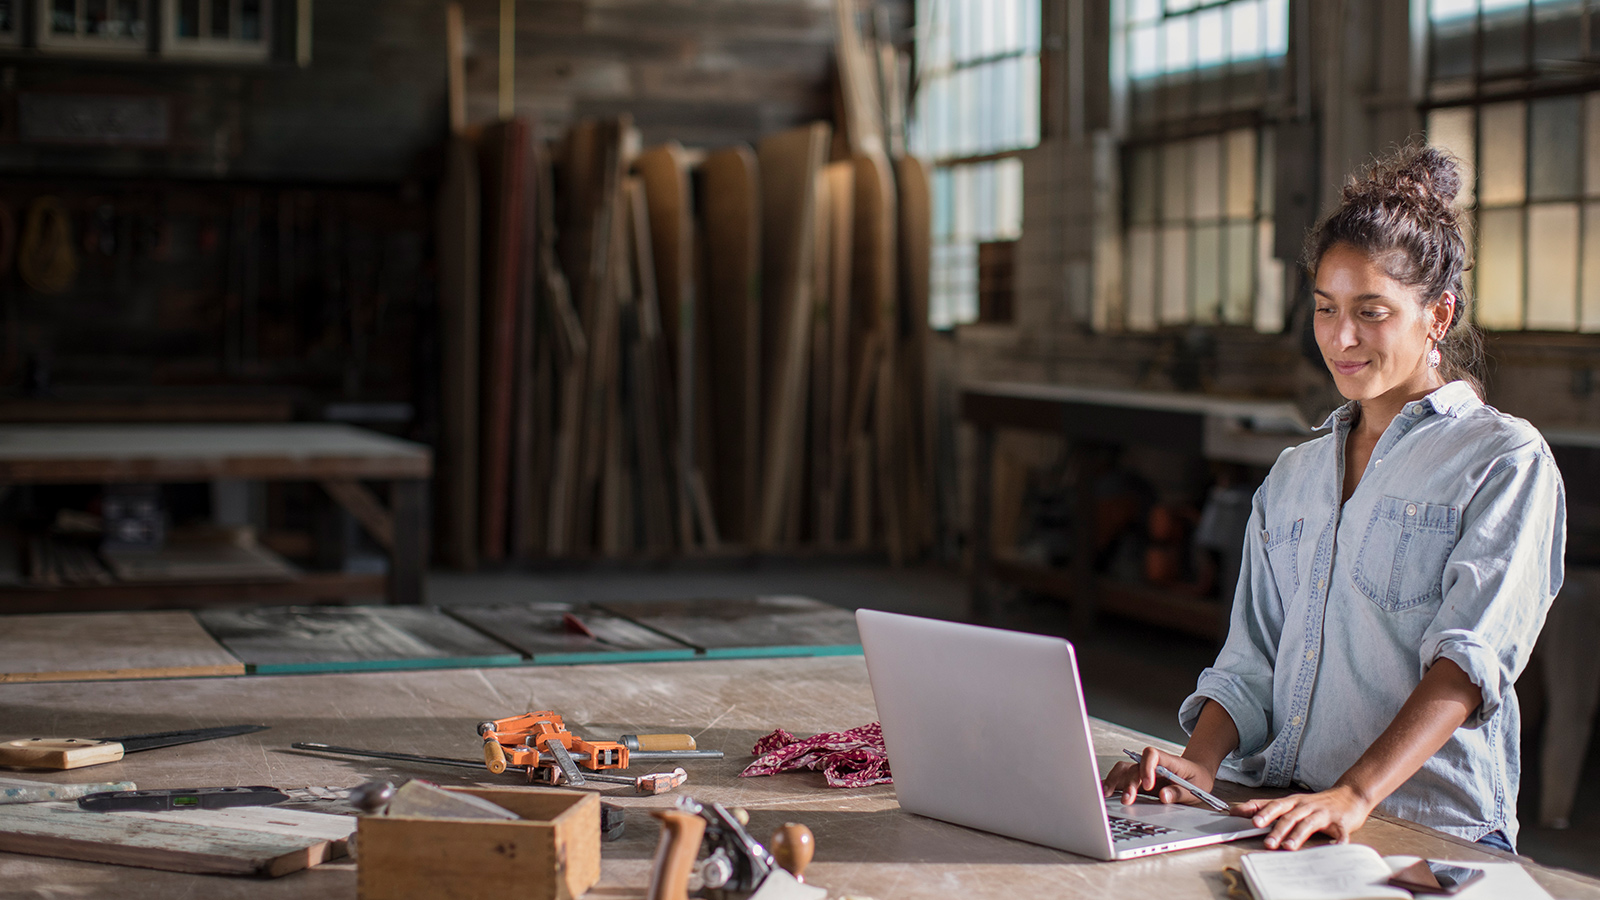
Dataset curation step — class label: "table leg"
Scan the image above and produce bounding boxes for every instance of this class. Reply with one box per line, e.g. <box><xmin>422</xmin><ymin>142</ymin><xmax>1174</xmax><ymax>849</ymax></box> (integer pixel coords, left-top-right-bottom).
<box><xmin>969</xmin><ymin>425</ymin><xmax>995</xmax><ymax>622</ymax></box>
<box><xmin>388</xmin><ymin>479</ymin><xmax>429</xmax><ymax>605</ymax></box>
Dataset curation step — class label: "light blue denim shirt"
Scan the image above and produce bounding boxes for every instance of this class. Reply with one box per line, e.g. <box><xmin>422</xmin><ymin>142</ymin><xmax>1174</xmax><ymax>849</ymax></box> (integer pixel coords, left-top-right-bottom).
<box><xmin>1180</xmin><ymin>381</ymin><xmax>1566</xmax><ymax>843</ymax></box>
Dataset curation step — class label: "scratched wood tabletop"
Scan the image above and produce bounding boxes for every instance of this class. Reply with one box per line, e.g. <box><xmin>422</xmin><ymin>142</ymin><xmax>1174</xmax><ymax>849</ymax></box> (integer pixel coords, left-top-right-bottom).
<box><xmin>1</xmin><ymin>657</ymin><xmax>1596</xmax><ymax>899</ymax></box>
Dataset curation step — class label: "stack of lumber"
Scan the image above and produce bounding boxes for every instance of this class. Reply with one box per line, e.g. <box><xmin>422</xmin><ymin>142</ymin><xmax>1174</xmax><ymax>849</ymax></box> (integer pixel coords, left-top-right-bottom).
<box><xmin>436</xmin><ymin>0</ymin><xmax>932</xmax><ymax>564</ymax></box>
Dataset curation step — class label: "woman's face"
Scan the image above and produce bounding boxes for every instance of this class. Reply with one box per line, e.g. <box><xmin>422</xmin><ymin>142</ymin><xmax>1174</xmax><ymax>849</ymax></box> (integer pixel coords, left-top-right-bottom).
<box><xmin>1312</xmin><ymin>242</ymin><xmax>1451</xmax><ymax>406</ymax></box>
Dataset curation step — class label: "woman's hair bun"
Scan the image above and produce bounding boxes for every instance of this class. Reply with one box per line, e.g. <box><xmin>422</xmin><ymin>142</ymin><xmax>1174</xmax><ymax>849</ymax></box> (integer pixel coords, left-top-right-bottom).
<box><xmin>1341</xmin><ymin>145</ymin><xmax>1463</xmax><ymax>225</ymax></box>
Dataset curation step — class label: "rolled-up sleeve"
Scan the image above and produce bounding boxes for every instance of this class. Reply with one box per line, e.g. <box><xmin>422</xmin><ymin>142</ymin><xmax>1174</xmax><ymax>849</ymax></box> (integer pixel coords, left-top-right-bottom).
<box><xmin>1180</xmin><ymin>482</ymin><xmax>1284</xmax><ymax>758</ymax></box>
<box><xmin>1423</xmin><ymin>446</ymin><xmax>1566</xmax><ymax>728</ymax></box>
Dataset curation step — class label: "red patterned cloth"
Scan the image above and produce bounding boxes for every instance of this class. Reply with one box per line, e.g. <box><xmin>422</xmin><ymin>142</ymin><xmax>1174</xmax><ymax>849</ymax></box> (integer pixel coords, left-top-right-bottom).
<box><xmin>738</xmin><ymin>722</ymin><xmax>893</xmax><ymax>788</ymax></box>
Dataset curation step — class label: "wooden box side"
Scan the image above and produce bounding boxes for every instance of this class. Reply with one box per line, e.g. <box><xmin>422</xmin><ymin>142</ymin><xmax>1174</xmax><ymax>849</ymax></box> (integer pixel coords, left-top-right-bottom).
<box><xmin>357</xmin><ymin>789</ymin><xmax>599</xmax><ymax>900</ymax></box>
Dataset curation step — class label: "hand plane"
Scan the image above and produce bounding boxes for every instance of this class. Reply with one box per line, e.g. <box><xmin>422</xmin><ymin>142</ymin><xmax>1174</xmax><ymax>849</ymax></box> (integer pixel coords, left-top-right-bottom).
<box><xmin>647</xmin><ymin>796</ymin><xmax>825</xmax><ymax>900</ymax></box>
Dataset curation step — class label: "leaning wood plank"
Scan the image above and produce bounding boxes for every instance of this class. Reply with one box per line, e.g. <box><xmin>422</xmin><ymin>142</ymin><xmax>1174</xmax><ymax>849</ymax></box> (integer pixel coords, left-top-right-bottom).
<box><xmin>700</xmin><ymin>147</ymin><xmax>762</xmax><ymax>546</ymax></box>
<box><xmin>0</xmin><ymin>611</ymin><xmax>244</xmax><ymax>683</ymax></box>
<box><xmin>540</xmin><ymin>136</ymin><xmax>588</xmax><ymax>557</ymax></box>
<box><xmin>833</xmin><ymin>0</ymin><xmax>886</xmax><ymax>158</ymax></box>
<box><xmin>808</xmin><ymin>169</ymin><xmax>834</xmax><ymax>546</ymax></box>
<box><xmin>849</xmin><ymin>152</ymin><xmax>899</xmax><ymax>556</ymax></box>
<box><xmin>0</xmin><ymin>802</ymin><xmax>351</xmax><ymax>877</ymax></box>
<box><xmin>637</xmin><ymin>143</ymin><xmax>718</xmax><ymax>550</ymax></box>
<box><xmin>755</xmin><ymin>123</ymin><xmax>831</xmax><ymax>549</ymax></box>
<box><xmin>318</xmin><ymin>479</ymin><xmax>394</xmax><ymax>553</ymax></box>
<box><xmin>824</xmin><ymin>162</ymin><xmax>856</xmax><ymax>548</ymax></box>
<box><xmin>627</xmin><ymin>180</ymin><xmax>678</xmax><ymax>557</ymax></box>
<box><xmin>509</xmin><ymin>128</ymin><xmax>544</xmax><ymax>560</ymax></box>
<box><xmin>895</xmin><ymin>155</ymin><xmax>934</xmax><ymax>553</ymax></box>
<box><xmin>478</xmin><ymin>119</ymin><xmax>532</xmax><ymax>563</ymax></box>
<box><xmin>437</xmin><ymin>134</ymin><xmax>481</xmax><ymax>569</ymax></box>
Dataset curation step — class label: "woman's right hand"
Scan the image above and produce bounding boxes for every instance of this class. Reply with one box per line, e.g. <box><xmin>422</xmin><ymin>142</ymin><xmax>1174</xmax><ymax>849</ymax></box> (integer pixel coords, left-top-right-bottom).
<box><xmin>1101</xmin><ymin>746</ymin><xmax>1218</xmax><ymax>807</ymax></box>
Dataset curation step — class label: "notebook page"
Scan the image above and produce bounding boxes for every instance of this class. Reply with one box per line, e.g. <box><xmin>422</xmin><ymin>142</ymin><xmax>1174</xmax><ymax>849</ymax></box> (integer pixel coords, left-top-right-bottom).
<box><xmin>1240</xmin><ymin>845</ymin><xmax>1412</xmax><ymax>900</ymax></box>
<box><xmin>1382</xmin><ymin>857</ymin><xmax>1555</xmax><ymax>900</ymax></box>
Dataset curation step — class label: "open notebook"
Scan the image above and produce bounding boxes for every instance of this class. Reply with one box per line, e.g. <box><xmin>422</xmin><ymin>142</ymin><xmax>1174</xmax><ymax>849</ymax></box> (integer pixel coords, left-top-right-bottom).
<box><xmin>1237</xmin><ymin>844</ymin><xmax>1552</xmax><ymax>900</ymax></box>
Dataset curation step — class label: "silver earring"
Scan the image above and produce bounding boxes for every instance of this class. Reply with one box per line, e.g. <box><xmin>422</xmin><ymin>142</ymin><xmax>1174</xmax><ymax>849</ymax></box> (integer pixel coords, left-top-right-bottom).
<box><xmin>1427</xmin><ymin>346</ymin><xmax>1441</xmax><ymax>368</ymax></box>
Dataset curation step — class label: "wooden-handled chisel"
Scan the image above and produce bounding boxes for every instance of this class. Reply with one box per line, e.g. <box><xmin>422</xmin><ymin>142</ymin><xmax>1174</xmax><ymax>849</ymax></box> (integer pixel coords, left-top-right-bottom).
<box><xmin>0</xmin><ymin>725</ymin><xmax>270</xmax><ymax>770</ymax></box>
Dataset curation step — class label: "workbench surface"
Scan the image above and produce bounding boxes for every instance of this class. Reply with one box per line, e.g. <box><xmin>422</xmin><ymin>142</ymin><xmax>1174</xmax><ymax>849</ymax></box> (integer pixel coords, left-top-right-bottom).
<box><xmin>1</xmin><ymin>656</ymin><xmax>1596</xmax><ymax>899</ymax></box>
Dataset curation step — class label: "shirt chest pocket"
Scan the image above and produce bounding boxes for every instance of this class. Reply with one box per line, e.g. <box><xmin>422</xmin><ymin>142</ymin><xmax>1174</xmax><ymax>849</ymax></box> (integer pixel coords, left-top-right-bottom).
<box><xmin>1351</xmin><ymin>496</ymin><xmax>1459</xmax><ymax>612</ymax></box>
<box><xmin>1263</xmin><ymin>518</ymin><xmax>1303</xmax><ymax>600</ymax></box>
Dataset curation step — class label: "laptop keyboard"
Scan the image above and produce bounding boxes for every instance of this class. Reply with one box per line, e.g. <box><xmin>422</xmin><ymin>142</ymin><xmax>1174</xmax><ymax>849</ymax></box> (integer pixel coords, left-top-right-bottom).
<box><xmin>1108</xmin><ymin>816</ymin><xmax>1180</xmax><ymax>843</ymax></box>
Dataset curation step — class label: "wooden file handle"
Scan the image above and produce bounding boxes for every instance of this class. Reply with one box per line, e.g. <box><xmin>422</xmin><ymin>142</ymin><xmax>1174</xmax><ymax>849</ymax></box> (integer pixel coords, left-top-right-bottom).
<box><xmin>622</xmin><ymin>733</ymin><xmax>697</xmax><ymax>752</ymax></box>
<box><xmin>0</xmin><ymin>738</ymin><xmax>124</xmax><ymax>770</ymax></box>
<box><xmin>646</xmin><ymin>808</ymin><xmax>706</xmax><ymax>900</ymax></box>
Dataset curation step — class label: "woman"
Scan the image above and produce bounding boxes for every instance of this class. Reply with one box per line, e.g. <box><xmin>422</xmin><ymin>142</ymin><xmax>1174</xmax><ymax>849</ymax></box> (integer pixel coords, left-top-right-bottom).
<box><xmin>1102</xmin><ymin>146</ymin><xmax>1566</xmax><ymax>854</ymax></box>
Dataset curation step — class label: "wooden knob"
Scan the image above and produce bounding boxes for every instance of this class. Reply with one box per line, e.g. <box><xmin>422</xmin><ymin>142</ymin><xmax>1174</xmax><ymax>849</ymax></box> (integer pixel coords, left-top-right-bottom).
<box><xmin>769</xmin><ymin>822</ymin><xmax>815</xmax><ymax>882</ymax></box>
<box><xmin>483</xmin><ymin>739</ymin><xmax>507</xmax><ymax>774</ymax></box>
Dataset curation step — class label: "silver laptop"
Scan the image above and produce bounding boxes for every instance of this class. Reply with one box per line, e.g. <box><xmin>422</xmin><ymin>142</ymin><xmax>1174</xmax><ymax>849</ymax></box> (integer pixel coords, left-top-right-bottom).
<box><xmin>856</xmin><ymin>609</ymin><xmax>1267</xmax><ymax>860</ymax></box>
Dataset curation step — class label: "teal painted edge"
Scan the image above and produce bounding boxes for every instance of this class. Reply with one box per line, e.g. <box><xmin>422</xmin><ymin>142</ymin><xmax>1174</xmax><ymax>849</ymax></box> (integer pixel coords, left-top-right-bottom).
<box><xmin>528</xmin><ymin>649</ymin><xmax>699</xmax><ymax>666</ymax></box>
<box><xmin>245</xmin><ymin>654</ymin><xmax>525</xmax><ymax>675</ymax></box>
<box><xmin>699</xmin><ymin>645</ymin><xmax>864</xmax><ymax>660</ymax></box>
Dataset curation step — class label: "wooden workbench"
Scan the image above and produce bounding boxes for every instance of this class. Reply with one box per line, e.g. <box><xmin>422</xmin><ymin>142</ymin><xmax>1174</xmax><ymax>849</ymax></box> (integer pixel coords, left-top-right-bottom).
<box><xmin>0</xmin><ymin>423</ymin><xmax>431</xmax><ymax>609</ymax></box>
<box><xmin>1</xmin><ymin>656</ymin><xmax>1595</xmax><ymax>899</ymax></box>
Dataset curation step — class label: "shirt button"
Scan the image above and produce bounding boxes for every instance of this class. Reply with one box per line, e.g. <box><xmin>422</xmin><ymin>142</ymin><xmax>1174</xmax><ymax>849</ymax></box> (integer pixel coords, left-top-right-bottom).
<box><xmin>1374</xmin><ymin>459</ymin><xmax>1382</xmax><ymax>465</ymax></box>
<box><xmin>1292</xmin><ymin>715</ymin><xmax>1303</xmax><ymax>726</ymax></box>
<box><xmin>1410</xmin><ymin>404</ymin><xmax>1424</xmax><ymax>414</ymax></box>
<box><xmin>1405</xmin><ymin>504</ymin><xmax>1418</xmax><ymax>516</ymax></box>
<box><xmin>1305</xmin><ymin>650</ymin><xmax>1315</xmax><ymax>661</ymax></box>
<box><xmin>1262</xmin><ymin>530</ymin><xmax>1270</xmax><ymax>542</ymax></box>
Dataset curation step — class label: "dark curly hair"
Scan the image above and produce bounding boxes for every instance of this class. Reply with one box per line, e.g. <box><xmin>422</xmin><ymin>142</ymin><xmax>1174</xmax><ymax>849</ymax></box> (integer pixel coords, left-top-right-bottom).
<box><xmin>1304</xmin><ymin>144</ymin><xmax>1485</xmax><ymax>397</ymax></box>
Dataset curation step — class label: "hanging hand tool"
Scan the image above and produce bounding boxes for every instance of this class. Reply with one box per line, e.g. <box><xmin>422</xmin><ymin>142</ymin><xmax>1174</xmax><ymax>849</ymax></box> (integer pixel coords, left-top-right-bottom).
<box><xmin>0</xmin><ymin>725</ymin><xmax>270</xmax><ymax>770</ymax></box>
<box><xmin>476</xmin><ymin>711</ymin><xmax>706</xmax><ymax>785</ymax></box>
<box><xmin>647</xmin><ymin>796</ymin><xmax>825</xmax><ymax>900</ymax></box>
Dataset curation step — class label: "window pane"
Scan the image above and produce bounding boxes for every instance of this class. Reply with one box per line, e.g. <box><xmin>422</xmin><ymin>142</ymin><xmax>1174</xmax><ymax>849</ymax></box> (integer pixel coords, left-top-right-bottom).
<box><xmin>1160</xmin><ymin>224</ymin><xmax>1191</xmax><ymax>323</ymax></box>
<box><xmin>1131</xmin><ymin>23</ymin><xmax>1161</xmax><ymax>79</ymax></box>
<box><xmin>1190</xmin><ymin>135</ymin><xmax>1223</xmax><ymax>220</ymax></box>
<box><xmin>241</xmin><ymin>0</ymin><xmax>261</xmax><ymax>41</ymax></box>
<box><xmin>1196</xmin><ymin>7</ymin><xmax>1225</xmax><ymax>68</ymax></box>
<box><xmin>1224</xmin><ymin>220</ymin><xmax>1255</xmax><ymax>324</ymax></box>
<box><xmin>1193</xmin><ymin>224</ymin><xmax>1223</xmax><ymax>322</ymax></box>
<box><xmin>1481</xmin><ymin>0</ymin><xmax>1529</xmax><ymax>75</ymax></box>
<box><xmin>1263</xmin><ymin>0</ymin><xmax>1287</xmax><ymax>55</ymax></box>
<box><xmin>1587</xmin><ymin>93</ymin><xmax>1600</xmax><ymax>198</ymax></box>
<box><xmin>1528</xmin><ymin>95</ymin><xmax>1582</xmax><ymax>201</ymax></box>
<box><xmin>1476</xmin><ymin>206</ymin><xmax>1526</xmax><ymax>328</ymax></box>
<box><xmin>1228</xmin><ymin>0</ymin><xmax>1263</xmax><ymax>62</ymax></box>
<box><xmin>1254</xmin><ymin>219</ymin><xmax>1286</xmax><ymax>332</ymax></box>
<box><xmin>1127</xmin><ymin>226</ymin><xmax>1159</xmax><ymax>331</ymax></box>
<box><xmin>1533</xmin><ymin>0</ymin><xmax>1582</xmax><ymax>63</ymax></box>
<box><xmin>1583</xmin><ymin>202</ymin><xmax>1600</xmax><ymax>331</ymax></box>
<box><xmin>1225</xmin><ymin>128</ymin><xmax>1257</xmax><ymax>218</ymax></box>
<box><xmin>1479</xmin><ymin>101</ymin><xmax>1527</xmax><ymax>206</ymax></box>
<box><xmin>1129</xmin><ymin>147</ymin><xmax>1159</xmax><ymax>226</ymax></box>
<box><xmin>1162</xmin><ymin>15</ymin><xmax>1194</xmax><ymax>73</ymax></box>
<box><xmin>178</xmin><ymin>0</ymin><xmax>199</xmax><ymax>37</ymax></box>
<box><xmin>995</xmin><ymin>158</ymin><xmax>1023</xmax><ymax>239</ymax></box>
<box><xmin>1162</xmin><ymin>142</ymin><xmax>1189</xmax><ymax>222</ymax></box>
<box><xmin>52</xmin><ymin>0</ymin><xmax>76</xmax><ymax>34</ymax></box>
<box><xmin>210</xmin><ymin>0</ymin><xmax>230</xmax><ymax>38</ymax></box>
<box><xmin>1526</xmin><ymin>203</ymin><xmax>1580</xmax><ymax>329</ymax></box>
<box><xmin>1426</xmin><ymin>107</ymin><xmax>1477</xmax><ymax>207</ymax></box>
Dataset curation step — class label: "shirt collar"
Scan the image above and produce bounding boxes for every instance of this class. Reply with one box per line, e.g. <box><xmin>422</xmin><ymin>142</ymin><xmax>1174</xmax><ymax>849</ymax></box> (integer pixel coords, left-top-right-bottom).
<box><xmin>1313</xmin><ymin>381</ymin><xmax>1480</xmax><ymax>431</ymax></box>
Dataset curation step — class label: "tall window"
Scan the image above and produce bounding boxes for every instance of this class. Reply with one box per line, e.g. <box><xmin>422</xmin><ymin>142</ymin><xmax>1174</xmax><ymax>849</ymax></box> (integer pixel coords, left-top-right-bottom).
<box><xmin>1424</xmin><ymin>0</ymin><xmax>1600</xmax><ymax>332</ymax></box>
<box><xmin>1114</xmin><ymin>0</ymin><xmax>1289</xmax><ymax>334</ymax></box>
<box><xmin>910</xmin><ymin>0</ymin><xmax>1041</xmax><ymax>328</ymax></box>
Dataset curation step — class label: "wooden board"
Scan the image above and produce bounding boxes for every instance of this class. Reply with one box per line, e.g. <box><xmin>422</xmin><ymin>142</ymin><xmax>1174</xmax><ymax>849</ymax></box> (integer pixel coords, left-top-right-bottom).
<box><xmin>445</xmin><ymin>603</ymin><xmax>696</xmax><ymax>664</ymax></box>
<box><xmin>0</xmin><ymin>802</ymin><xmax>352</xmax><ymax>877</ymax></box>
<box><xmin>625</xmin><ymin>179</ymin><xmax>678</xmax><ymax>557</ymax></box>
<box><xmin>755</xmin><ymin>124</ymin><xmax>831</xmax><ymax>550</ymax></box>
<box><xmin>438</xmin><ymin>134</ymin><xmax>482</xmax><ymax>569</ymax></box>
<box><xmin>102</xmin><ymin>543</ymin><xmax>299</xmax><ymax>584</ymax></box>
<box><xmin>849</xmin><ymin>151</ymin><xmax>900</xmax><ymax>560</ymax></box>
<box><xmin>895</xmin><ymin>154</ymin><xmax>934</xmax><ymax>554</ymax></box>
<box><xmin>0</xmin><ymin>611</ymin><xmax>244</xmax><ymax>683</ymax></box>
<box><xmin>477</xmin><ymin>119</ymin><xmax>533</xmax><ymax>564</ymax></box>
<box><xmin>823</xmin><ymin>162</ymin><xmax>856</xmax><ymax>548</ymax></box>
<box><xmin>196</xmin><ymin>606</ymin><xmax>521</xmax><ymax>674</ymax></box>
<box><xmin>699</xmin><ymin>146</ymin><xmax>762</xmax><ymax>546</ymax></box>
<box><xmin>599</xmin><ymin>596</ymin><xmax>862</xmax><ymax>658</ymax></box>
<box><xmin>637</xmin><ymin>143</ymin><xmax>717</xmax><ymax>551</ymax></box>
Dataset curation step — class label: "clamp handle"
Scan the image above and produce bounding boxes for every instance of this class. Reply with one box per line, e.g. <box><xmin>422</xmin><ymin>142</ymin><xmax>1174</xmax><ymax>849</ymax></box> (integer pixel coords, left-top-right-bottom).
<box><xmin>483</xmin><ymin>739</ymin><xmax>507</xmax><ymax>774</ymax></box>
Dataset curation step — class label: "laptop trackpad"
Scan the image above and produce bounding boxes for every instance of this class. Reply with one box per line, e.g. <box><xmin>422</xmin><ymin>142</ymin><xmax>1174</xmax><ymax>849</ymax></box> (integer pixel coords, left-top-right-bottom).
<box><xmin>1116</xmin><ymin>799</ymin><xmax>1260</xmax><ymax>835</ymax></box>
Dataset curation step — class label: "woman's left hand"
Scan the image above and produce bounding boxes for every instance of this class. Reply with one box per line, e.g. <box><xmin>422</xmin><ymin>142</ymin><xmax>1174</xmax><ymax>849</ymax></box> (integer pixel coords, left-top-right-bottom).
<box><xmin>1232</xmin><ymin>785</ymin><xmax>1374</xmax><ymax>850</ymax></box>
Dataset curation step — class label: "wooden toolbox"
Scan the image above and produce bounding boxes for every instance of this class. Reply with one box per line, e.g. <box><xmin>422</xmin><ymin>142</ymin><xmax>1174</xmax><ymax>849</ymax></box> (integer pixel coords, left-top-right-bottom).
<box><xmin>357</xmin><ymin>787</ymin><xmax>599</xmax><ymax>900</ymax></box>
